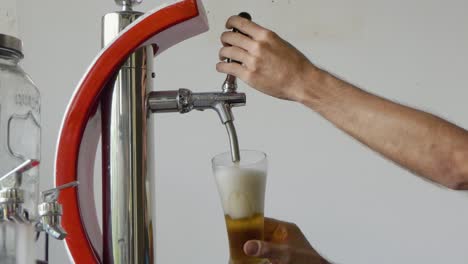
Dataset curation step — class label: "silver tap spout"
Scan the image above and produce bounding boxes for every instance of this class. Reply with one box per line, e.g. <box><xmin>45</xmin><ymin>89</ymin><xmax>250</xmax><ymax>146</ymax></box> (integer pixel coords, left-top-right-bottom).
<box><xmin>0</xmin><ymin>159</ymin><xmax>39</xmax><ymax>223</ymax></box>
<box><xmin>224</xmin><ymin>121</ymin><xmax>241</xmax><ymax>162</ymax></box>
<box><xmin>0</xmin><ymin>188</ymin><xmax>28</xmax><ymax>223</ymax></box>
<box><xmin>147</xmin><ymin>89</ymin><xmax>246</xmax><ymax>162</ymax></box>
<box><xmin>37</xmin><ymin>202</ymin><xmax>66</xmax><ymax>240</ymax></box>
<box><xmin>43</xmin><ymin>223</ymin><xmax>67</xmax><ymax>240</ymax></box>
<box><xmin>36</xmin><ymin>181</ymin><xmax>78</xmax><ymax>240</ymax></box>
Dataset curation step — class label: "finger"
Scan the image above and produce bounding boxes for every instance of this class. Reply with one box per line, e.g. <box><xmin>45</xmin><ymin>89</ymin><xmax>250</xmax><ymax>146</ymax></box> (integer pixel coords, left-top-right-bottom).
<box><xmin>264</xmin><ymin>218</ymin><xmax>289</xmax><ymax>243</ymax></box>
<box><xmin>221</xmin><ymin>31</ymin><xmax>256</xmax><ymax>52</ymax></box>
<box><xmin>226</xmin><ymin>15</ymin><xmax>266</xmax><ymax>39</ymax></box>
<box><xmin>264</xmin><ymin>218</ymin><xmax>281</xmax><ymax>234</ymax></box>
<box><xmin>219</xmin><ymin>46</ymin><xmax>251</xmax><ymax>64</ymax></box>
<box><xmin>244</xmin><ymin>240</ymin><xmax>290</xmax><ymax>261</ymax></box>
<box><xmin>216</xmin><ymin>62</ymin><xmax>247</xmax><ymax>79</ymax></box>
<box><xmin>272</xmin><ymin>224</ymin><xmax>289</xmax><ymax>243</ymax></box>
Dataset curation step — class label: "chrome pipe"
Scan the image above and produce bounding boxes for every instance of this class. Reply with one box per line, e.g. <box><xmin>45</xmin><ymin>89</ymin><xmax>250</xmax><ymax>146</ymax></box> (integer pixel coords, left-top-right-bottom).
<box><xmin>224</xmin><ymin>121</ymin><xmax>240</xmax><ymax>162</ymax></box>
<box><xmin>147</xmin><ymin>90</ymin><xmax>245</xmax><ymax>162</ymax></box>
<box><xmin>101</xmin><ymin>9</ymin><xmax>154</xmax><ymax>264</ymax></box>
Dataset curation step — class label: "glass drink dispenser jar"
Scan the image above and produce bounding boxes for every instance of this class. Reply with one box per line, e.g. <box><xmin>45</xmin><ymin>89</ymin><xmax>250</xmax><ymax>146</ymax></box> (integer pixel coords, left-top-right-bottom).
<box><xmin>0</xmin><ymin>34</ymin><xmax>41</xmax><ymax>264</ymax></box>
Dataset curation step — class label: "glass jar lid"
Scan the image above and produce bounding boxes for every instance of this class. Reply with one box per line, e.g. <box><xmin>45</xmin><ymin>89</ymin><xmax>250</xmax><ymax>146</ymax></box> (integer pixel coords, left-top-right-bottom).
<box><xmin>0</xmin><ymin>33</ymin><xmax>23</xmax><ymax>59</ymax></box>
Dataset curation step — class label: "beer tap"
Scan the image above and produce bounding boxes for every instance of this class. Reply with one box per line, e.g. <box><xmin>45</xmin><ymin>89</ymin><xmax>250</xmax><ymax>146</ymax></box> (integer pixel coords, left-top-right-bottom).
<box><xmin>52</xmin><ymin>2</ymin><xmax>253</xmax><ymax>262</ymax></box>
<box><xmin>147</xmin><ymin>88</ymin><xmax>246</xmax><ymax>162</ymax></box>
<box><xmin>148</xmin><ymin>12</ymin><xmax>252</xmax><ymax>162</ymax></box>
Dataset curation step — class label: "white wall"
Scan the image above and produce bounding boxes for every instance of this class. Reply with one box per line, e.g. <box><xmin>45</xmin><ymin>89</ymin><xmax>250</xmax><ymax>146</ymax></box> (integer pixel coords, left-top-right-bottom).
<box><xmin>16</xmin><ymin>0</ymin><xmax>468</xmax><ymax>263</ymax></box>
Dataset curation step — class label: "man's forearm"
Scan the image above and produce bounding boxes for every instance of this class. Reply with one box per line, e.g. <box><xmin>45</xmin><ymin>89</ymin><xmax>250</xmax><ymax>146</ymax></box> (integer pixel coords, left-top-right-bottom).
<box><xmin>300</xmin><ymin>66</ymin><xmax>468</xmax><ymax>189</ymax></box>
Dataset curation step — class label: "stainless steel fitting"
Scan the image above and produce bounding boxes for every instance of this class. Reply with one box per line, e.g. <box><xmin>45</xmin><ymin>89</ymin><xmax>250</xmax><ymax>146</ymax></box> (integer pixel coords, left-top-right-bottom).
<box><xmin>36</xmin><ymin>181</ymin><xmax>79</xmax><ymax>240</ymax></box>
<box><xmin>0</xmin><ymin>187</ymin><xmax>28</xmax><ymax>223</ymax></box>
<box><xmin>0</xmin><ymin>160</ymin><xmax>39</xmax><ymax>223</ymax></box>
<box><xmin>147</xmin><ymin>89</ymin><xmax>246</xmax><ymax>123</ymax></box>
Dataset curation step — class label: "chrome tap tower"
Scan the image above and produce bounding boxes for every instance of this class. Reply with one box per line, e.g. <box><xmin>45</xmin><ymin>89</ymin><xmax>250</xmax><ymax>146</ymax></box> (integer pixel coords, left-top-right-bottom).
<box><xmin>101</xmin><ymin>1</ymin><xmax>155</xmax><ymax>262</ymax></box>
<box><xmin>100</xmin><ymin>1</ymin><xmax>246</xmax><ymax>263</ymax></box>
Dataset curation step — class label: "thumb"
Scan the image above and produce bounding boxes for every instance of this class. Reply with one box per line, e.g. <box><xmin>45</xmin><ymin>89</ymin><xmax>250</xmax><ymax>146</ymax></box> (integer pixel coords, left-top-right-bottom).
<box><xmin>244</xmin><ymin>240</ymin><xmax>290</xmax><ymax>261</ymax></box>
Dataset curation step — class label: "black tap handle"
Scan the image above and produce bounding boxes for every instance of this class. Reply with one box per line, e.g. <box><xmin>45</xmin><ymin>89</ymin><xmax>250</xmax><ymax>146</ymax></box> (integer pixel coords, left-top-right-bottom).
<box><xmin>238</xmin><ymin>12</ymin><xmax>252</xmax><ymax>22</ymax></box>
<box><xmin>228</xmin><ymin>12</ymin><xmax>252</xmax><ymax>64</ymax></box>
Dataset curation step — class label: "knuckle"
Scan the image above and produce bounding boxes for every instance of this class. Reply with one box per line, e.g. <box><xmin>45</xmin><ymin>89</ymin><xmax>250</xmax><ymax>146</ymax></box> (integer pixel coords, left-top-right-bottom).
<box><xmin>220</xmin><ymin>31</ymin><xmax>230</xmax><ymax>41</ymax></box>
<box><xmin>261</xmin><ymin>29</ymin><xmax>275</xmax><ymax>40</ymax></box>
<box><xmin>226</xmin><ymin>16</ymin><xmax>237</xmax><ymax>27</ymax></box>
<box><xmin>244</xmin><ymin>70</ymin><xmax>255</xmax><ymax>81</ymax></box>
<box><xmin>238</xmin><ymin>18</ymin><xmax>250</xmax><ymax>29</ymax></box>
<box><xmin>251</xmin><ymin>42</ymin><xmax>262</xmax><ymax>54</ymax></box>
<box><xmin>249</xmin><ymin>56</ymin><xmax>261</xmax><ymax>70</ymax></box>
<box><xmin>223</xmin><ymin>46</ymin><xmax>233</xmax><ymax>54</ymax></box>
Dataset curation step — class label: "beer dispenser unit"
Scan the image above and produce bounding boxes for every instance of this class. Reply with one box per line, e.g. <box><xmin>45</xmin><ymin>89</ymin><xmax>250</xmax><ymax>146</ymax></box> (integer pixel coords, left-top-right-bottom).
<box><xmin>52</xmin><ymin>0</ymin><xmax>248</xmax><ymax>263</ymax></box>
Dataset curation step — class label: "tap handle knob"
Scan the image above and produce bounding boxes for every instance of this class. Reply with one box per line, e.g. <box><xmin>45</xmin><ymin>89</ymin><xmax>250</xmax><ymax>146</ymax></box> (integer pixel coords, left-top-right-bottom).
<box><xmin>227</xmin><ymin>12</ymin><xmax>252</xmax><ymax>64</ymax></box>
<box><xmin>238</xmin><ymin>12</ymin><xmax>252</xmax><ymax>22</ymax></box>
<box><xmin>0</xmin><ymin>159</ymin><xmax>40</xmax><ymax>187</ymax></box>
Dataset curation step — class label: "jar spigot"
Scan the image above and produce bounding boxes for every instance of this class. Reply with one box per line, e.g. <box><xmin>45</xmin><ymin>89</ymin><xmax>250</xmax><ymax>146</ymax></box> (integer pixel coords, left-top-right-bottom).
<box><xmin>36</xmin><ymin>181</ymin><xmax>79</xmax><ymax>240</ymax></box>
<box><xmin>0</xmin><ymin>159</ymin><xmax>39</xmax><ymax>223</ymax></box>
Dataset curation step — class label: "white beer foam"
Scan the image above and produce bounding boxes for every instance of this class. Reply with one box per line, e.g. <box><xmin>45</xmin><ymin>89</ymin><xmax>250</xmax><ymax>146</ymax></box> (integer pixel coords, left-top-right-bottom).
<box><xmin>215</xmin><ymin>168</ymin><xmax>266</xmax><ymax>220</ymax></box>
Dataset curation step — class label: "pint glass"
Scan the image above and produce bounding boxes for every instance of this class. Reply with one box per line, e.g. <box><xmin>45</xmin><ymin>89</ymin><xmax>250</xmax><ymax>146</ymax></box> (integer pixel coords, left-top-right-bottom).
<box><xmin>212</xmin><ymin>150</ymin><xmax>268</xmax><ymax>264</ymax></box>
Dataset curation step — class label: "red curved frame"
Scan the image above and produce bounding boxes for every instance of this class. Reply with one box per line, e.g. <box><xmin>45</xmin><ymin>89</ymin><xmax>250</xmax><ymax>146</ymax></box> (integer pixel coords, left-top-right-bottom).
<box><xmin>54</xmin><ymin>1</ymin><xmax>208</xmax><ymax>263</ymax></box>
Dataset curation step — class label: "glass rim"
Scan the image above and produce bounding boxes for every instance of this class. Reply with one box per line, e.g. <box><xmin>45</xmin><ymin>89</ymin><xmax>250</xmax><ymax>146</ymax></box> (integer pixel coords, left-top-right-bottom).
<box><xmin>211</xmin><ymin>149</ymin><xmax>267</xmax><ymax>168</ymax></box>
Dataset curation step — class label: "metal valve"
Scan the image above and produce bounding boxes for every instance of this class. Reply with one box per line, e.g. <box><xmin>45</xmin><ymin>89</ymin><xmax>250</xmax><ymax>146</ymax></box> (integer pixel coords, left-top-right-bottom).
<box><xmin>114</xmin><ymin>0</ymin><xmax>143</xmax><ymax>11</ymax></box>
<box><xmin>36</xmin><ymin>181</ymin><xmax>79</xmax><ymax>240</ymax></box>
<box><xmin>0</xmin><ymin>159</ymin><xmax>39</xmax><ymax>223</ymax></box>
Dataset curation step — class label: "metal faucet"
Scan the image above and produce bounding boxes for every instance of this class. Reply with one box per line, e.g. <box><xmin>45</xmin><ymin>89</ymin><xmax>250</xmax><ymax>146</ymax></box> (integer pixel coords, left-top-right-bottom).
<box><xmin>0</xmin><ymin>159</ymin><xmax>78</xmax><ymax>240</ymax></box>
<box><xmin>0</xmin><ymin>159</ymin><xmax>39</xmax><ymax>223</ymax></box>
<box><xmin>36</xmin><ymin>181</ymin><xmax>79</xmax><ymax>240</ymax></box>
<box><xmin>147</xmin><ymin>12</ymin><xmax>252</xmax><ymax>162</ymax></box>
<box><xmin>147</xmin><ymin>88</ymin><xmax>246</xmax><ymax>161</ymax></box>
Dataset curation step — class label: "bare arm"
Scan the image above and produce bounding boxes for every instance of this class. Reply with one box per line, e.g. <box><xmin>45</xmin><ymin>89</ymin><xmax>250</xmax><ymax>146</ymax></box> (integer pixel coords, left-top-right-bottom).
<box><xmin>217</xmin><ymin>15</ymin><xmax>468</xmax><ymax>190</ymax></box>
<box><xmin>301</xmin><ymin>68</ymin><xmax>468</xmax><ymax>189</ymax></box>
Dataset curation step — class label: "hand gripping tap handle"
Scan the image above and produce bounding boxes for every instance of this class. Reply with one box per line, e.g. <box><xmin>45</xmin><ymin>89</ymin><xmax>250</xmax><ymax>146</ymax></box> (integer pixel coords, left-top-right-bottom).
<box><xmin>222</xmin><ymin>12</ymin><xmax>252</xmax><ymax>93</ymax></box>
<box><xmin>227</xmin><ymin>12</ymin><xmax>252</xmax><ymax>65</ymax></box>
